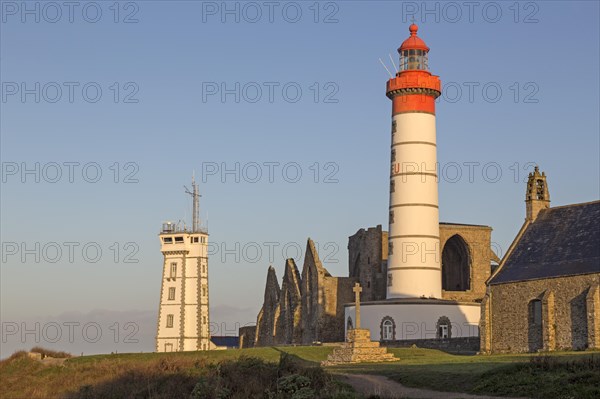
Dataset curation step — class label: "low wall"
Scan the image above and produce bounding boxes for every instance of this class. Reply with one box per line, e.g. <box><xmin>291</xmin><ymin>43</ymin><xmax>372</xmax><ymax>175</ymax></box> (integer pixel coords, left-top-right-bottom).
<box><xmin>381</xmin><ymin>337</ymin><xmax>480</xmax><ymax>353</ymax></box>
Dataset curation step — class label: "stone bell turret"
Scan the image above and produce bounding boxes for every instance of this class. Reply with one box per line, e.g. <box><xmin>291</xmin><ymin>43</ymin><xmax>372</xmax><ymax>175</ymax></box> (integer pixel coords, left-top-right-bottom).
<box><xmin>525</xmin><ymin>166</ymin><xmax>550</xmax><ymax>222</ymax></box>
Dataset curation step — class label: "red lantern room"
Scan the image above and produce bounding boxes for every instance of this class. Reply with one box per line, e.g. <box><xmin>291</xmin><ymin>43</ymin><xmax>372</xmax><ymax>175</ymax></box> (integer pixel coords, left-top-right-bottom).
<box><xmin>386</xmin><ymin>24</ymin><xmax>441</xmax><ymax>114</ymax></box>
<box><xmin>398</xmin><ymin>23</ymin><xmax>430</xmax><ymax>71</ymax></box>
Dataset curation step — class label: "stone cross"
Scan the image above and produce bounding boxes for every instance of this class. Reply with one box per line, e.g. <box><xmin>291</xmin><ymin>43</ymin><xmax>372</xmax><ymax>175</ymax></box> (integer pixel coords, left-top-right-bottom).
<box><xmin>353</xmin><ymin>283</ymin><xmax>362</xmax><ymax>329</ymax></box>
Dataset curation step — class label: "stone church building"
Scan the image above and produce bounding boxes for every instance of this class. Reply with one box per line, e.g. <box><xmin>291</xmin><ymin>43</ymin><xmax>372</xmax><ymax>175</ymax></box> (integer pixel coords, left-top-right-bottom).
<box><xmin>480</xmin><ymin>168</ymin><xmax>600</xmax><ymax>353</ymax></box>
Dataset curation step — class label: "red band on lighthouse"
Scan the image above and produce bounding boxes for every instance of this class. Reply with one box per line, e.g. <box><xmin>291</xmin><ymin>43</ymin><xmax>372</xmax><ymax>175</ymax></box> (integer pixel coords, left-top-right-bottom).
<box><xmin>392</xmin><ymin>94</ymin><xmax>436</xmax><ymax>115</ymax></box>
<box><xmin>387</xmin><ymin>72</ymin><xmax>441</xmax><ymax>115</ymax></box>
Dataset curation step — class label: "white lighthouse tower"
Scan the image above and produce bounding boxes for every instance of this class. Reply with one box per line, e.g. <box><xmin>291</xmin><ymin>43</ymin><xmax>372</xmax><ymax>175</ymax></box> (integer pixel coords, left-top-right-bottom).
<box><xmin>156</xmin><ymin>177</ymin><xmax>215</xmax><ymax>352</ymax></box>
<box><xmin>344</xmin><ymin>24</ymin><xmax>482</xmax><ymax>344</ymax></box>
<box><xmin>386</xmin><ymin>23</ymin><xmax>442</xmax><ymax>299</ymax></box>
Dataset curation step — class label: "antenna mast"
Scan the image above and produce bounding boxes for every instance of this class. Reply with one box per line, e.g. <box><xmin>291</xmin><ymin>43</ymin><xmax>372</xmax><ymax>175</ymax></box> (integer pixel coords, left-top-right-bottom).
<box><xmin>379</xmin><ymin>58</ymin><xmax>394</xmax><ymax>78</ymax></box>
<box><xmin>184</xmin><ymin>173</ymin><xmax>201</xmax><ymax>232</ymax></box>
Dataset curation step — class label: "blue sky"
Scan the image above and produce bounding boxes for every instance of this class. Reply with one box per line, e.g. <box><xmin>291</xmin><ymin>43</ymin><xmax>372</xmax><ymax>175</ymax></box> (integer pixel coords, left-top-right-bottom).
<box><xmin>1</xmin><ymin>1</ymin><xmax>599</xmax><ymax>357</ymax></box>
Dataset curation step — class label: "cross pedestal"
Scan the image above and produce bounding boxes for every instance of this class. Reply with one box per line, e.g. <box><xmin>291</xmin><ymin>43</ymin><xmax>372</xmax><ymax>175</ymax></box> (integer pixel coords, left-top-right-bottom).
<box><xmin>321</xmin><ymin>282</ymin><xmax>398</xmax><ymax>366</ymax></box>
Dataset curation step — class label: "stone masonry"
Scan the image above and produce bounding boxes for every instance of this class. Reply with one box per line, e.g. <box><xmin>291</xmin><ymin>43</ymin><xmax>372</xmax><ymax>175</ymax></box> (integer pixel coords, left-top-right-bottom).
<box><xmin>349</xmin><ymin>224</ymin><xmax>496</xmax><ymax>303</ymax></box>
<box><xmin>274</xmin><ymin>259</ymin><xmax>302</xmax><ymax>345</ymax></box>
<box><xmin>249</xmin><ymin>239</ymin><xmax>356</xmax><ymax>347</ymax></box>
<box><xmin>254</xmin><ymin>266</ymin><xmax>280</xmax><ymax>346</ymax></box>
<box><xmin>322</xmin><ymin>328</ymin><xmax>398</xmax><ymax>366</ymax></box>
<box><xmin>348</xmin><ymin>225</ymin><xmax>388</xmax><ymax>301</ymax></box>
<box><xmin>481</xmin><ymin>273</ymin><xmax>600</xmax><ymax>353</ymax></box>
<box><xmin>481</xmin><ymin>196</ymin><xmax>600</xmax><ymax>354</ymax></box>
<box><xmin>439</xmin><ymin>223</ymin><xmax>497</xmax><ymax>302</ymax></box>
<box><xmin>322</xmin><ymin>284</ymin><xmax>397</xmax><ymax>366</ymax></box>
<box><xmin>299</xmin><ymin>238</ymin><xmax>355</xmax><ymax>344</ymax></box>
<box><xmin>244</xmin><ymin>223</ymin><xmax>497</xmax><ymax>348</ymax></box>
<box><xmin>238</xmin><ymin>326</ymin><xmax>256</xmax><ymax>349</ymax></box>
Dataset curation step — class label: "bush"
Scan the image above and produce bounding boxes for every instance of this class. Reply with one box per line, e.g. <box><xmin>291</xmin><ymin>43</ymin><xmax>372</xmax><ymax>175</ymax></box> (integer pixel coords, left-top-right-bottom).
<box><xmin>277</xmin><ymin>374</ymin><xmax>312</xmax><ymax>395</ymax></box>
<box><xmin>30</xmin><ymin>346</ymin><xmax>72</xmax><ymax>359</ymax></box>
<box><xmin>7</xmin><ymin>351</ymin><xmax>28</xmax><ymax>361</ymax></box>
<box><xmin>190</xmin><ymin>354</ymin><xmax>357</xmax><ymax>399</ymax></box>
<box><xmin>529</xmin><ymin>354</ymin><xmax>600</xmax><ymax>372</ymax></box>
<box><xmin>474</xmin><ymin>355</ymin><xmax>600</xmax><ymax>399</ymax></box>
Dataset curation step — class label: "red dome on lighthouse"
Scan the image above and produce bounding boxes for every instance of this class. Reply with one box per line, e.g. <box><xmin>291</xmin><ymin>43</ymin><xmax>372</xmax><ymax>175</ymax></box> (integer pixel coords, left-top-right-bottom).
<box><xmin>386</xmin><ymin>22</ymin><xmax>441</xmax><ymax>112</ymax></box>
<box><xmin>398</xmin><ymin>23</ymin><xmax>430</xmax><ymax>52</ymax></box>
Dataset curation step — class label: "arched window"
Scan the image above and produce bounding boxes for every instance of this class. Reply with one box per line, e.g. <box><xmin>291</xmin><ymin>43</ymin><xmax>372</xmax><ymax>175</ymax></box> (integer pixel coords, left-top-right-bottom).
<box><xmin>436</xmin><ymin>316</ymin><xmax>451</xmax><ymax>339</ymax></box>
<box><xmin>347</xmin><ymin>317</ymin><xmax>353</xmax><ymax>331</ymax></box>
<box><xmin>380</xmin><ymin>316</ymin><xmax>396</xmax><ymax>341</ymax></box>
<box><xmin>442</xmin><ymin>235</ymin><xmax>471</xmax><ymax>291</ymax></box>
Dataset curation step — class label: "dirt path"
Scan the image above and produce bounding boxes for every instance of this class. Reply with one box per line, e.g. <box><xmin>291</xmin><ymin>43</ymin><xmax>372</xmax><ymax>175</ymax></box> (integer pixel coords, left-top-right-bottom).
<box><xmin>337</xmin><ymin>373</ymin><xmax>529</xmax><ymax>399</ymax></box>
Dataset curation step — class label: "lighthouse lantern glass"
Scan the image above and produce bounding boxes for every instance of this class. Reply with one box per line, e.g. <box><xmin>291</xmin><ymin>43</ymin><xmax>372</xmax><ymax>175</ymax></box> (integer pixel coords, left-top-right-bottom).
<box><xmin>400</xmin><ymin>49</ymin><xmax>428</xmax><ymax>71</ymax></box>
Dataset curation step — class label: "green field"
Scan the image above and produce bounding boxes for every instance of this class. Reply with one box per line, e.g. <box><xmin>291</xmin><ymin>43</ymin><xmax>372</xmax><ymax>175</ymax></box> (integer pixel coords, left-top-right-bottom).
<box><xmin>331</xmin><ymin>347</ymin><xmax>600</xmax><ymax>399</ymax></box>
<box><xmin>1</xmin><ymin>346</ymin><xmax>598</xmax><ymax>399</ymax></box>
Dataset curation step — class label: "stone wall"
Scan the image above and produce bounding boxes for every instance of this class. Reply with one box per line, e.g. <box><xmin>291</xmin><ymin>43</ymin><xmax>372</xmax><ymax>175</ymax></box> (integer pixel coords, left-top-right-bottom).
<box><xmin>348</xmin><ymin>224</ymin><xmax>494</xmax><ymax>303</ymax></box>
<box><xmin>348</xmin><ymin>225</ymin><xmax>387</xmax><ymax>301</ymax></box>
<box><xmin>439</xmin><ymin>224</ymin><xmax>495</xmax><ymax>302</ymax></box>
<box><xmin>481</xmin><ymin>273</ymin><xmax>600</xmax><ymax>353</ymax></box>
<box><xmin>251</xmin><ymin>239</ymin><xmax>358</xmax><ymax>346</ymax></box>
<box><xmin>587</xmin><ymin>285</ymin><xmax>600</xmax><ymax>349</ymax></box>
<box><xmin>274</xmin><ymin>259</ymin><xmax>302</xmax><ymax>345</ymax></box>
<box><xmin>320</xmin><ymin>275</ymin><xmax>355</xmax><ymax>342</ymax></box>
<box><xmin>254</xmin><ymin>266</ymin><xmax>280</xmax><ymax>346</ymax></box>
<box><xmin>300</xmin><ymin>239</ymin><xmax>323</xmax><ymax>344</ymax></box>
<box><xmin>382</xmin><ymin>337</ymin><xmax>480</xmax><ymax>353</ymax></box>
<box><xmin>300</xmin><ymin>239</ymin><xmax>357</xmax><ymax>344</ymax></box>
<box><xmin>239</xmin><ymin>326</ymin><xmax>256</xmax><ymax>349</ymax></box>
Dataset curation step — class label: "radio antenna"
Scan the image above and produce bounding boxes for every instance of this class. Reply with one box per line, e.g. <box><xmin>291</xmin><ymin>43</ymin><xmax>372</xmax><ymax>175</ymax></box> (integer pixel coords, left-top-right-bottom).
<box><xmin>388</xmin><ymin>53</ymin><xmax>398</xmax><ymax>73</ymax></box>
<box><xmin>184</xmin><ymin>172</ymin><xmax>201</xmax><ymax>232</ymax></box>
<box><xmin>379</xmin><ymin>58</ymin><xmax>393</xmax><ymax>78</ymax></box>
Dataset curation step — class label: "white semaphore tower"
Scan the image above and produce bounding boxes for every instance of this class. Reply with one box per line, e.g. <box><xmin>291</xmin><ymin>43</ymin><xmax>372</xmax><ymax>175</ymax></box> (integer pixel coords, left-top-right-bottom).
<box><xmin>156</xmin><ymin>176</ymin><xmax>215</xmax><ymax>352</ymax></box>
<box><xmin>386</xmin><ymin>23</ymin><xmax>442</xmax><ymax>299</ymax></box>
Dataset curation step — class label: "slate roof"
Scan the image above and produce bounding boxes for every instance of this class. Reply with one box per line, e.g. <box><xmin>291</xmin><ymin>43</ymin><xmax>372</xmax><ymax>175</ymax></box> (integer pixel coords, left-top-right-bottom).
<box><xmin>490</xmin><ymin>201</ymin><xmax>600</xmax><ymax>285</ymax></box>
<box><xmin>210</xmin><ymin>336</ymin><xmax>239</xmax><ymax>348</ymax></box>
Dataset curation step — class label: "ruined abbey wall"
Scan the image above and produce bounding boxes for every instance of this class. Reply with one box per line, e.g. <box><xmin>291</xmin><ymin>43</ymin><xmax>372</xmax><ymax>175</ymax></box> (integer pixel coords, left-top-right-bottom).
<box><xmin>348</xmin><ymin>225</ymin><xmax>388</xmax><ymax>302</ymax></box>
<box><xmin>439</xmin><ymin>223</ymin><xmax>495</xmax><ymax>302</ymax></box>
<box><xmin>348</xmin><ymin>224</ymin><xmax>494</xmax><ymax>303</ymax></box>
<box><xmin>245</xmin><ymin>224</ymin><xmax>496</xmax><ymax>348</ymax></box>
<box><xmin>254</xmin><ymin>266</ymin><xmax>280</xmax><ymax>346</ymax></box>
<box><xmin>249</xmin><ymin>239</ymin><xmax>357</xmax><ymax>347</ymax></box>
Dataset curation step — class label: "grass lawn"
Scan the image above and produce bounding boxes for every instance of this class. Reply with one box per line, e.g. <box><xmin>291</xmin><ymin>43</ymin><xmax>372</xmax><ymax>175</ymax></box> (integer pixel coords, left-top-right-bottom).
<box><xmin>0</xmin><ymin>347</ymin><xmax>334</xmax><ymax>399</ymax></box>
<box><xmin>330</xmin><ymin>347</ymin><xmax>600</xmax><ymax>399</ymax></box>
<box><xmin>70</xmin><ymin>345</ymin><xmax>333</xmax><ymax>365</ymax></box>
<box><xmin>1</xmin><ymin>346</ymin><xmax>598</xmax><ymax>398</ymax></box>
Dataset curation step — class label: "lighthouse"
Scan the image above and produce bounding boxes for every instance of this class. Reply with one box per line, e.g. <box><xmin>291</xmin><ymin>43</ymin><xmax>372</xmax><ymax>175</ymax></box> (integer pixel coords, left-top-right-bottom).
<box><xmin>344</xmin><ymin>24</ymin><xmax>483</xmax><ymax>344</ymax></box>
<box><xmin>386</xmin><ymin>24</ymin><xmax>442</xmax><ymax>299</ymax></box>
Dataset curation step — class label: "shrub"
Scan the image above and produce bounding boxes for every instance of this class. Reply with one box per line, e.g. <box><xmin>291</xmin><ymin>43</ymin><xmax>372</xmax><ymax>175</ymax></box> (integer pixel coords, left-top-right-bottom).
<box><xmin>30</xmin><ymin>346</ymin><xmax>72</xmax><ymax>359</ymax></box>
<box><xmin>190</xmin><ymin>354</ymin><xmax>357</xmax><ymax>399</ymax></box>
<box><xmin>277</xmin><ymin>374</ymin><xmax>312</xmax><ymax>395</ymax></box>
